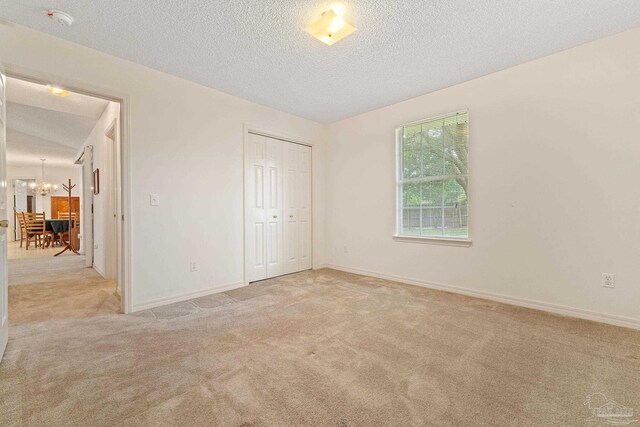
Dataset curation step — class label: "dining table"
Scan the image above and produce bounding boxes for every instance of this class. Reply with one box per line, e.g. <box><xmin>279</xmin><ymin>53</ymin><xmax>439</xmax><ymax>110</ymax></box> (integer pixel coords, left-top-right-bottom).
<box><xmin>45</xmin><ymin>219</ymin><xmax>74</xmax><ymax>247</ymax></box>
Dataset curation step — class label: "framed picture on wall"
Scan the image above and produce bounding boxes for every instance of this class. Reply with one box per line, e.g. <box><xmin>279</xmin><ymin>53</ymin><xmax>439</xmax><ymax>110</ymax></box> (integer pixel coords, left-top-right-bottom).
<box><xmin>93</xmin><ymin>169</ymin><xmax>100</xmax><ymax>195</ymax></box>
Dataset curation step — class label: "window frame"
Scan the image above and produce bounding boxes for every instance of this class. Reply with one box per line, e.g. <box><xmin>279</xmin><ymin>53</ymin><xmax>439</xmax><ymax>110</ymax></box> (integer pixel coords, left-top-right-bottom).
<box><xmin>394</xmin><ymin>111</ymin><xmax>472</xmax><ymax>246</ymax></box>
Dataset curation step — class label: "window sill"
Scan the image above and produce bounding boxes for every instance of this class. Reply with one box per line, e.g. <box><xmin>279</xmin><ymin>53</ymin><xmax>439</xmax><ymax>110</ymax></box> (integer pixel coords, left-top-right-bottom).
<box><xmin>392</xmin><ymin>235</ymin><xmax>473</xmax><ymax>247</ymax></box>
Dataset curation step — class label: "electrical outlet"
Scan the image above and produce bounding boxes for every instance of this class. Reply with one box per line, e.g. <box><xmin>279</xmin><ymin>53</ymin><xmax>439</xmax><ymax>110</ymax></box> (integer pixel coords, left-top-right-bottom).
<box><xmin>602</xmin><ymin>273</ymin><xmax>615</xmax><ymax>288</ymax></box>
<box><xmin>343</xmin><ymin>245</ymin><xmax>348</xmax><ymax>254</ymax></box>
<box><xmin>190</xmin><ymin>261</ymin><xmax>199</xmax><ymax>272</ymax></box>
<box><xmin>150</xmin><ymin>194</ymin><xmax>160</xmax><ymax>206</ymax></box>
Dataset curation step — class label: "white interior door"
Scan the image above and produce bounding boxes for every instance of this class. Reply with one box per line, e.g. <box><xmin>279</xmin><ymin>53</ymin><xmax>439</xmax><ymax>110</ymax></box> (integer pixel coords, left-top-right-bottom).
<box><xmin>297</xmin><ymin>144</ymin><xmax>312</xmax><ymax>270</ymax></box>
<box><xmin>13</xmin><ymin>179</ymin><xmax>27</xmax><ymax>241</ymax></box>
<box><xmin>79</xmin><ymin>146</ymin><xmax>94</xmax><ymax>267</ymax></box>
<box><xmin>245</xmin><ymin>133</ymin><xmax>311</xmax><ymax>283</ymax></box>
<box><xmin>265</xmin><ymin>137</ymin><xmax>283</xmax><ymax>278</ymax></box>
<box><xmin>282</xmin><ymin>142</ymin><xmax>313</xmax><ymax>273</ymax></box>
<box><xmin>105</xmin><ymin>127</ymin><xmax>117</xmax><ymax>280</ymax></box>
<box><xmin>283</xmin><ymin>142</ymin><xmax>299</xmax><ymax>274</ymax></box>
<box><xmin>245</xmin><ymin>133</ymin><xmax>267</xmax><ymax>282</ymax></box>
<box><xmin>0</xmin><ymin>65</ymin><xmax>9</xmax><ymax>362</ymax></box>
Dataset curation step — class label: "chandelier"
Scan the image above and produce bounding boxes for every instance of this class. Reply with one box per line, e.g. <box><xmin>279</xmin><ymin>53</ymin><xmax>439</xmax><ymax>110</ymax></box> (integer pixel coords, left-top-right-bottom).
<box><xmin>29</xmin><ymin>159</ymin><xmax>59</xmax><ymax>196</ymax></box>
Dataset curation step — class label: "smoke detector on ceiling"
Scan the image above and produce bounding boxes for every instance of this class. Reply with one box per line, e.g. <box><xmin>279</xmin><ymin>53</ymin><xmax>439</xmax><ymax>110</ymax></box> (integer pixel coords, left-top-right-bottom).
<box><xmin>44</xmin><ymin>9</ymin><xmax>74</xmax><ymax>27</ymax></box>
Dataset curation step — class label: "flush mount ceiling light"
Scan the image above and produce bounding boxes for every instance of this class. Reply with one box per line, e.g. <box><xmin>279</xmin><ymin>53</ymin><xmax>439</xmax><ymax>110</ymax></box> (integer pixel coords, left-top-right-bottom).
<box><xmin>306</xmin><ymin>9</ymin><xmax>356</xmax><ymax>46</ymax></box>
<box><xmin>47</xmin><ymin>85</ymin><xmax>71</xmax><ymax>97</ymax></box>
<box><xmin>44</xmin><ymin>9</ymin><xmax>74</xmax><ymax>27</ymax></box>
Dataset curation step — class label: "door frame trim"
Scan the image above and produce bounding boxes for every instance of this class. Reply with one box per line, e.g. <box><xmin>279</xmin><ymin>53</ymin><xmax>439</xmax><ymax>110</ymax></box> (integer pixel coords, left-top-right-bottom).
<box><xmin>5</xmin><ymin>67</ymin><xmax>133</xmax><ymax>314</ymax></box>
<box><xmin>242</xmin><ymin>124</ymin><xmax>317</xmax><ymax>286</ymax></box>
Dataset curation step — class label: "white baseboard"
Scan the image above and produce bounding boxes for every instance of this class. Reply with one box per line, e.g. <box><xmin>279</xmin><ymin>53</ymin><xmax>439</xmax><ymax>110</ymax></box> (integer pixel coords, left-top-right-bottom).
<box><xmin>321</xmin><ymin>264</ymin><xmax>640</xmax><ymax>331</ymax></box>
<box><xmin>93</xmin><ymin>264</ymin><xmax>106</xmax><ymax>278</ymax></box>
<box><xmin>132</xmin><ymin>280</ymin><xmax>246</xmax><ymax>312</ymax></box>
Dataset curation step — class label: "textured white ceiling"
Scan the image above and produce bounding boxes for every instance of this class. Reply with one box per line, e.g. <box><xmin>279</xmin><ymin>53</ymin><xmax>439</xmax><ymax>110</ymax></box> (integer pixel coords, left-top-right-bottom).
<box><xmin>7</xmin><ymin>102</ymin><xmax>98</xmax><ymax>149</ymax></box>
<box><xmin>1</xmin><ymin>1</ymin><xmax>639</xmax><ymax>122</ymax></box>
<box><xmin>5</xmin><ymin>77</ymin><xmax>107</xmax><ymax>167</ymax></box>
<box><xmin>6</xmin><ymin>128</ymin><xmax>78</xmax><ymax>167</ymax></box>
<box><xmin>7</xmin><ymin>77</ymin><xmax>109</xmax><ymax>119</ymax></box>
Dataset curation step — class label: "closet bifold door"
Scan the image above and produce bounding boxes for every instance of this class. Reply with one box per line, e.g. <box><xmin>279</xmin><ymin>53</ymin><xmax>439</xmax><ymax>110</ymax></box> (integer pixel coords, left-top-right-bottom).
<box><xmin>246</xmin><ymin>134</ymin><xmax>310</xmax><ymax>283</ymax></box>
<box><xmin>283</xmin><ymin>142</ymin><xmax>299</xmax><ymax>274</ymax></box>
<box><xmin>297</xmin><ymin>144</ymin><xmax>312</xmax><ymax>271</ymax></box>
<box><xmin>283</xmin><ymin>142</ymin><xmax>312</xmax><ymax>274</ymax></box>
<box><xmin>245</xmin><ymin>133</ymin><xmax>268</xmax><ymax>282</ymax></box>
<box><xmin>265</xmin><ymin>137</ymin><xmax>284</xmax><ymax>278</ymax></box>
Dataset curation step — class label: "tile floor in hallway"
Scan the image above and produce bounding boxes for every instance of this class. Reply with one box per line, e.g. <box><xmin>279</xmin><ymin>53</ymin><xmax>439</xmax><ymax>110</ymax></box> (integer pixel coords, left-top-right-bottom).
<box><xmin>7</xmin><ymin>238</ymin><xmax>77</xmax><ymax>260</ymax></box>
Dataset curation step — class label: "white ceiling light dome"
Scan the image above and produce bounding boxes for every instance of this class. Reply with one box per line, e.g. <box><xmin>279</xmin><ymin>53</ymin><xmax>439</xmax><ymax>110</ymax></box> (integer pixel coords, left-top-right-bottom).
<box><xmin>44</xmin><ymin>9</ymin><xmax>74</xmax><ymax>27</ymax></box>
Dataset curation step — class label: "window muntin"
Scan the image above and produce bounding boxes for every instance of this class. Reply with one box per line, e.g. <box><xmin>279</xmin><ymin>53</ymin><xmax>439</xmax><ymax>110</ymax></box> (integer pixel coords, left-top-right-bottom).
<box><xmin>397</xmin><ymin>112</ymin><xmax>469</xmax><ymax>239</ymax></box>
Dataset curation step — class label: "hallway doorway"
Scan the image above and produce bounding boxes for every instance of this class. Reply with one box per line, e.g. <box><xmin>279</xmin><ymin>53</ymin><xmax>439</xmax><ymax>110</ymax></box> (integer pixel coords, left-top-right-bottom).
<box><xmin>4</xmin><ymin>75</ymin><xmax>124</xmax><ymax>323</ymax></box>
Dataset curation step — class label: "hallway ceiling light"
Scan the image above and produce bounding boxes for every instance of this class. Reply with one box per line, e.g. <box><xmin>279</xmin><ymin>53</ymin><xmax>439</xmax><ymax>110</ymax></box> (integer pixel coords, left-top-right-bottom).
<box><xmin>30</xmin><ymin>159</ymin><xmax>59</xmax><ymax>196</ymax></box>
<box><xmin>306</xmin><ymin>8</ymin><xmax>356</xmax><ymax>46</ymax></box>
<box><xmin>47</xmin><ymin>85</ymin><xmax>71</xmax><ymax>97</ymax></box>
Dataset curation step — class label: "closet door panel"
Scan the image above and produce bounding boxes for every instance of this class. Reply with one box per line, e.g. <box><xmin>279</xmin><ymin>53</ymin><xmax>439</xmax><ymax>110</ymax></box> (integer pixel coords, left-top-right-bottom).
<box><xmin>298</xmin><ymin>145</ymin><xmax>312</xmax><ymax>270</ymax></box>
<box><xmin>246</xmin><ymin>135</ymin><xmax>311</xmax><ymax>282</ymax></box>
<box><xmin>283</xmin><ymin>142</ymin><xmax>299</xmax><ymax>274</ymax></box>
<box><xmin>245</xmin><ymin>134</ymin><xmax>267</xmax><ymax>282</ymax></box>
<box><xmin>265</xmin><ymin>137</ymin><xmax>284</xmax><ymax>278</ymax></box>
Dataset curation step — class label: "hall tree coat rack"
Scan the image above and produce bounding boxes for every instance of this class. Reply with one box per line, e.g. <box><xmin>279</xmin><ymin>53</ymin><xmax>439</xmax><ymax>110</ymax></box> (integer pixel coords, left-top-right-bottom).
<box><xmin>55</xmin><ymin>179</ymin><xmax>80</xmax><ymax>257</ymax></box>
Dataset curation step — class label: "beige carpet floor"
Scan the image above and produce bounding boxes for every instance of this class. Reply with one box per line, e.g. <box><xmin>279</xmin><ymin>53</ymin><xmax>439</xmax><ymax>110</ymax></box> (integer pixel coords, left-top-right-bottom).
<box><xmin>8</xmin><ymin>254</ymin><xmax>121</xmax><ymax>324</ymax></box>
<box><xmin>1</xmin><ymin>266</ymin><xmax>639</xmax><ymax>426</ymax></box>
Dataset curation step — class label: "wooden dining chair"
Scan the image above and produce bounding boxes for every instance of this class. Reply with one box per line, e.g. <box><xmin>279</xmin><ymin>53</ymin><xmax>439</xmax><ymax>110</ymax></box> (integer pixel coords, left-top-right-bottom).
<box><xmin>23</xmin><ymin>212</ymin><xmax>44</xmax><ymax>249</ymax></box>
<box><xmin>15</xmin><ymin>209</ymin><xmax>26</xmax><ymax>248</ymax></box>
<box><xmin>58</xmin><ymin>211</ymin><xmax>79</xmax><ymax>227</ymax></box>
<box><xmin>57</xmin><ymin>212</ymin><xmax>69</xmax><ymax>247</ymax></box>
<box><xmin>23</xmin><ymin>212</ymin><xmax>54</xmax><ymax>249</ymax></box>
<box><xmin>58</xmin><ymin>212</ymin><xmax>79</xmax><ymax>247</ymax></box>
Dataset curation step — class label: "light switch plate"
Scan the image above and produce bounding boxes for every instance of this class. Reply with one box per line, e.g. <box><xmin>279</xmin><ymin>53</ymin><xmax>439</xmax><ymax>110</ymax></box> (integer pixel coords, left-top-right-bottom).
<box><xmin>150</xmin><ymin>194</ymin><xmax>160</xmax><ymax>206</ymax></box>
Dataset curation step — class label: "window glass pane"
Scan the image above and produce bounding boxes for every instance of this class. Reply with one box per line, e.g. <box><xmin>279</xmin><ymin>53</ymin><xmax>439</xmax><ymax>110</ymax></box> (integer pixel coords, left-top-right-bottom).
<box><xmin>401</xmin><ymin>183</ymin><xmax>421</xmax><ymax>236</ymax></box>
<box><xmin>421</xmin><ymin>122</ymin><xmax>444</xmax><ymax>177</ymax></box>
<box><xmin>402</xmin><ymin>124</ymin><xmax>421</xmax><ymax>179</ymax></box>
<box><xmin>442</xmin><ymin>178</ymin><xmax>468</xmax><ymax>238</ymax></box>
<box><xmin>397</xmin><ymin>112</ymin><xmax>469</xmax><ymax>240</ymax></box>
<box><xmin>420</xmin><ymin>180</ymin><xmax>444</xmax><ymax>237</ymax></box>
<box><xmin>443</xmin><ymin>119</ymin><xmax>468</xmax><ymax>176</ymax></box>
<box><xmin>403</xmin><ymin>182</ymin><xmax>420</xmax><ymax>207</ymax></box>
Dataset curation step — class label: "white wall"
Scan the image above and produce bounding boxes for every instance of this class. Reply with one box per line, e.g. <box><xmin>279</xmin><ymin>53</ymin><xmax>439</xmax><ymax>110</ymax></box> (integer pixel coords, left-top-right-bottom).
<box><xmin>7</xmin><ymin>164</ymin><xmax>81</xmax><ymax>241</ymax></box>
<box><xmin>81</xmin><ymin>102</ymin><xmax>119</xmax><ymax>279</ymax></box>
<box><xmin>3</xmin><ymin>22</ymin><xmax>637</xmax><ymax>324</ymax></box>
<box><xmin>325</xmin><ymin>29</ymin><xmax>640</xmax><ymax>325</ymax></box>
<box><xmin>0</xmin><ymin>24</ymin><xmax>327</xmax><ymax>310</ymax></box>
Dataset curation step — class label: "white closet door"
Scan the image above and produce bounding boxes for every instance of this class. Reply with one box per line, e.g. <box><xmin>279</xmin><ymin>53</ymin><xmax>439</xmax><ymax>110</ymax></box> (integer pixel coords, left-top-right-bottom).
<box><xmin>245</xmin><ymin>133</ymin><xmax>267</xmax><ymax>282</ymax></box>
<box><xmin>283</xmin><ymin>142</ymin><xmax>312</xmax><ymax>273</ymax></box>
<box><xmin>265</xmin><ymin>137</ymin><xmax>283</xmax><ymax>278</ymax></box>
<box><xmin>283</xmin><ymin>142</ymin><xmax>299</xmax><ymax>274</ymax></box>
<box><xmin>245</xmin><ymin>134</ymin><xmax>311</xmax><ymax>282</ymax></box>
<box><xmin>298</xmin><ymin>144</ymin><xmax>312</xmax><ymax>270</ymax></box>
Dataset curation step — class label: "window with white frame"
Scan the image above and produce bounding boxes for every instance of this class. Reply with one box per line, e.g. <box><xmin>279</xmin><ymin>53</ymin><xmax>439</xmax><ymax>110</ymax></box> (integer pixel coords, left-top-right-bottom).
<box><xmin>396</xmin><ymin>112</ymin><xmax>469</xmax><ymax>239</ymax></box>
